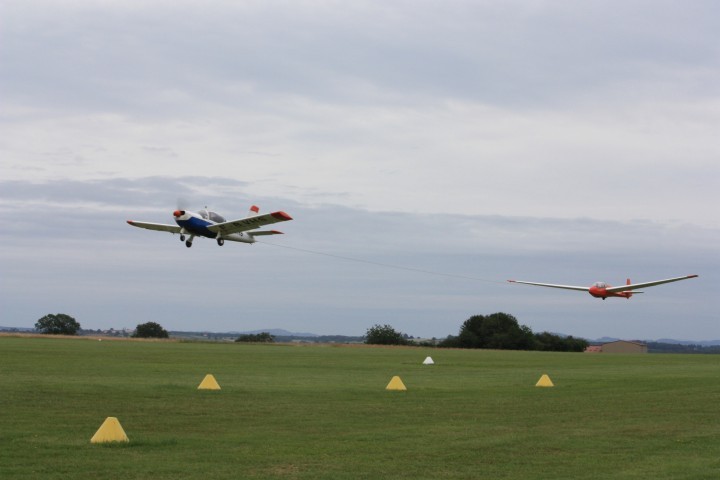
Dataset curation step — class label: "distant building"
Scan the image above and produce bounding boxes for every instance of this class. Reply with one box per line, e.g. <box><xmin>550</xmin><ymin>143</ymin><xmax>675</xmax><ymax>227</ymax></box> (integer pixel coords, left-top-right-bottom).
<box><xmin>585</xmin><ymin>340</ymin><xmax>647</xmax><ymax>354</ymax></box>
<box><xmin>602</xmin><ymin>340</ymin><xmax>647</xmax><ymax>353</ymax></box>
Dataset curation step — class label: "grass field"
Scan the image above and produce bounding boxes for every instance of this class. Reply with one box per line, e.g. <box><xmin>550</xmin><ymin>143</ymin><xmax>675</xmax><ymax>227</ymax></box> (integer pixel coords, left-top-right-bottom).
<box><xmin>1</xmin><ymin>335</ymin><xmax>719</xmax><ymax>479</ymax></box>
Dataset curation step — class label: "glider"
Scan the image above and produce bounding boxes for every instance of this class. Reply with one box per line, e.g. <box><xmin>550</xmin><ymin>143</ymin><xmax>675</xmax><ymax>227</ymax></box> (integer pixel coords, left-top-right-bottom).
<box><xmin>507</xmin><ymin>275</ymin><xmax>698</xmax><ymax>300</ymax></box>
<box><xmin>127</xmin><ymin>205</ymin><xmax>292</xmax><ymax>248</ymax></box>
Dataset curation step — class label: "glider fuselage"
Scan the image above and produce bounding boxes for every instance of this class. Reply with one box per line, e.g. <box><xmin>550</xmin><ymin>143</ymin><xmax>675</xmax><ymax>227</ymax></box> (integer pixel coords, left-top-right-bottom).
<box><xmin>588</xmin><ymin>282</ymin><xmax>632</xmax><ymax>299</ymax></box>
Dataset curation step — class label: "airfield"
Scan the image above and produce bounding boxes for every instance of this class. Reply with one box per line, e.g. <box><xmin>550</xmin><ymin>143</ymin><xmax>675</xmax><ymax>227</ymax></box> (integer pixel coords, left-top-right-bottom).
<box><xmin>1</xmin><ymin>335</ymin><xmax>719</xmax><ymax>479</ymax></box>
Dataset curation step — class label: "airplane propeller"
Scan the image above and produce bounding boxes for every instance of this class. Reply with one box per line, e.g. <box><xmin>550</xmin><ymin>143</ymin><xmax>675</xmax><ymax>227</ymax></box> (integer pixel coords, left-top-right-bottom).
<box><xmin>176</xmin><ymin>196</ymin><xmax>190</xmax><ymax>210</ymax></box>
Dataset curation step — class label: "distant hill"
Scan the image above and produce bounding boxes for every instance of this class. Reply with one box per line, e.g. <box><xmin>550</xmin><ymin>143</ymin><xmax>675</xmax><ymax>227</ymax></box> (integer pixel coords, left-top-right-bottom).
<box><xmin>654</xmin><ymin>339</ymin><xmax>720</xmax><ymax>347</ymax></box>
<box><xmin>583</xmin><ymin>336</ymin><xmax>720</xmax><ymax>354</ymax></box>
<box><xmin>3</xmin><ymin>325</ymin><xmax>719</xmax><ymax>347</ymax></box>
<box><xmin>166</xmin><ymin>329</ymin><xmax>363</xmax><ymax>344</ymax></box>
<box><xmin>591</xmin><ymin>337</ymin><xmax>720</xmax><ymax>347</ymax></box>
<box><xmin>593</xmin><ymin>336</ymin><xmax>620</xmax><ymax>343</ymax></box>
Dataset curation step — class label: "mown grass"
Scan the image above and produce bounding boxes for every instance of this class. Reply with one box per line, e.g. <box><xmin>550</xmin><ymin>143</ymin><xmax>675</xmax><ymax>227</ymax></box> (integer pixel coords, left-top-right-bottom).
<box><xmin>1</xmin><ymin>335</ymin><xmax>719</xmax><ymax>479</ymax></box>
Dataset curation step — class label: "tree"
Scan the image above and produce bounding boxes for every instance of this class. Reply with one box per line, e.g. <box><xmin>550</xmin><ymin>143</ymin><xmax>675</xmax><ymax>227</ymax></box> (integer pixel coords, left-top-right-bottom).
<box><xmin>438</xmin><ymin>335</ymin><xmax>461</xmax><ymax>348</ymax></box>
<box><xmin>132</xmin><ymin>322</ymin><xmax>169</xmax><ymax>339</ymax></box>
<box><xmin>457</xmin><ymin>312</ymin><xmax>534</xmax><ymax>350</ymax></box>
<box><xmin>365</xmin><ymin>324</ymin><xmax>408</xmax><ymax>345</ymax></box>
<box><xmin>35</xmin><ymin>313</ymin><xmax>81</xmax><ymax>335</ymax></box>
<box><xmin>534</xmin><ymin>332</ymin><xmax>588</xmax><ymax>352</ymax></box>
<box><xmin>447</xmin><ymin>312</ymin><xmax>589</xmax><ymax>352</ymax></box>
<box><xmin>235</xmin><ymin>332</ymin><xmax>275</xmax><ymax>343</ymax></box>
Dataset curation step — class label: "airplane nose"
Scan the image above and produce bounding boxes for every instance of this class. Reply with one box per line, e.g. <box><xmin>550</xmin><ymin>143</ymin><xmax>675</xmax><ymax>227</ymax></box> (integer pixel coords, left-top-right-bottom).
<box><xmin>173</xmin><ymin>210</ymin><xmax>184</xmax><ymax>217</ymax></box>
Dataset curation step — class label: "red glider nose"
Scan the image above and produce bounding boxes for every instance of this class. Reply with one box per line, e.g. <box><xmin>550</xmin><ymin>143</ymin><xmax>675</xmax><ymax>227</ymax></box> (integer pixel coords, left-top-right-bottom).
<box><xmin>173</xmin><ymin>210</ymin><xmax>184</xmax><ymax>217</ymax></box>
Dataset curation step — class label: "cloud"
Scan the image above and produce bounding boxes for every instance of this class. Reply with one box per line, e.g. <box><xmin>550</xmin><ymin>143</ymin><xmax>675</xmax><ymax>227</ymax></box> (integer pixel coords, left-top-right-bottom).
<box><xmin>4</xmin><ymin>1</ymin><xmax>718</xmax><ymax>112</ymax></box>
<box><xmin>1</xmin><ymin>2</ymin><xmax>717</xmax><ymax>338</ymax></box>
<box><xmin>2</xmin><ymin>97</ymin><xmax>718</xmax><ymax>227</ymax></box>
<box><xmin>4</xmin><ymin>2</ymin><xmax>719</xmax><ymax>227</ymax></box>
<box><xmin>0</xmin><ymin>177</ymin><xmax>716</xmax><ymax>340</ymax></box>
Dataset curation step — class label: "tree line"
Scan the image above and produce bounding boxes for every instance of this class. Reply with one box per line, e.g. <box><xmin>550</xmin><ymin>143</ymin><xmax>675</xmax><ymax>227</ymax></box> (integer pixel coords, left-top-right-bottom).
<box><xmin>33</xmin><ymin>312</ymin><xmax>586</xmax><ymax>351</ymax></box>
<box><xmin>42</xmin><ymin>312</ymin><xmax>720</xmax><ymax>354</ymax></box>
<box><xmin>365</xmin><ymin>312</ymin><xmax>588</xmax><ymax>352</ymax></box>
<box><xmin>34</xmin><ymin>314</ymin><xmax>168</xmax><ymax>338</ymax></box>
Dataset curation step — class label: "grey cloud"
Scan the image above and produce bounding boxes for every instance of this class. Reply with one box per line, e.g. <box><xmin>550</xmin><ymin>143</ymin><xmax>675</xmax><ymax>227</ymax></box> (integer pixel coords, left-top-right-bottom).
<box><xmin>0</xmin><ymin>176</ymin><xmax>250</xmax><ymax>210</ymax></box>
<box><xmin>1</xmin><ymin>0</ymin><xmax>718</xmax><ymax>339</ymax></box>
<box><xmin>0</xmin><ymin>176</ymin><xmax>716</xmax><ymax>339</ymax></box>
<box><xmin>1</xmin><ymin>177</ymin><xmax>716</xmax><ymax>256</ymax></box>
<box><xmin>3</xmin><ymin>1</ymin><xmax>719</xmax><ymax>118</ymax></box>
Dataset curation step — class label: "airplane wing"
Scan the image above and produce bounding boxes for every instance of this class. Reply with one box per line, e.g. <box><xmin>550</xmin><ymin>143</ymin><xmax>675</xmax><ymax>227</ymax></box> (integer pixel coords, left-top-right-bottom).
<box><xmin>507</xmin><ymin>280</ymin><xmax>589</xmax><ymax>292</ymax></box>
<box><xmin>207</xmin><ymin>211</ymin><xmax>292</xmax><ymax>236</ymax></box>
<box><xmin>127</xmin><ymin>220</ymin><xmax>182</xmax><ymax>234</ymax></box>
<box><xmin>605</xmin><ymin>275</ymin><xmax>698</xmax><ymax>293</ymax></box>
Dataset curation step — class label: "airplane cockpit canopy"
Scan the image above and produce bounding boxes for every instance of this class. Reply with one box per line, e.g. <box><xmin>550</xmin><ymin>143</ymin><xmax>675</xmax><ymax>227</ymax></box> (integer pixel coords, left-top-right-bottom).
<box><xmin>197</xmin><ymin>210</ymin><xmax>226</xmax><ymax>223</ymax></box>
<box><xmin>208</xmin><ymin>211</ymin><xmax>226</xmax><ymax>223</ymax></box>
<box><xmin>593</xmin><ymin>282</ymin><xmax>608</xmax><ymax>288</ymax></box>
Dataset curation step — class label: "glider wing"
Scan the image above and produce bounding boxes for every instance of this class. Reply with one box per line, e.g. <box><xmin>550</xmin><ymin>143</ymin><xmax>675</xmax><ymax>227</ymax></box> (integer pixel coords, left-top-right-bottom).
<box><xmin>208</xmin><ymin>211</ymin><xmax>293</xmax><ymax>236</ymax></box>
<box><xmin>127</xmin><ymin>220</ymin><xmax>182</xmax><ymax>234</ymax></box>
<box><xmin>604</xmin><ymin>275</ymin><xmax>698</xmax><ymax>293</ymax></box>
<box><xmin>507</xmin><ymin>280</ymin><xmax>590</xmax><ymax>292</ymax></box>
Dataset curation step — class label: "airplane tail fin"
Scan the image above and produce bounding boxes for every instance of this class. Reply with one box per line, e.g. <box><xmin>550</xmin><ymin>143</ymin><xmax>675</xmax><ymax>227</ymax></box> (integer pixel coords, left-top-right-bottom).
<box><xmin>247</xmin><ymin>205</ymin><xmax>260</xmax><ymax>217</ymax></box>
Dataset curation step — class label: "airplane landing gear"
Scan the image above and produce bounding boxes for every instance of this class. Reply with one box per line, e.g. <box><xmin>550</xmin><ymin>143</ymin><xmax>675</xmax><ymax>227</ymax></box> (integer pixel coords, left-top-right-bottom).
<box><xmin>185</xmin><ymin>240</ymin><xmax>193</xmax><ymax>248</ymax></box>
<box><xmin>217</xmin><ymin>238</ymin><xmax>225</xmax><ymax>246</ymax></box>
<box><xmin>180</xmin><ymin>234</ymin><xmax>186</xmax><ymax>242</ymax></box>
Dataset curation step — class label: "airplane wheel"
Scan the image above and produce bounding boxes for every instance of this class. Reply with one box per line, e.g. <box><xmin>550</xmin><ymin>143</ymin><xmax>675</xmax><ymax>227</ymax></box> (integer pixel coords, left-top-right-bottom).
<box><xmin>180</xmin><ymin>235</ymin><xmax>186</xmax><ymax>242</ymax></box>
<box><xmin>185</xmin><ymin>241</ymin><xmax>192</xmax><ymax>248</ymax></box>
<box><xmin>217</xmin><ymin>238</ymin><xmax>225</xmax><ymax>246</ymax></box>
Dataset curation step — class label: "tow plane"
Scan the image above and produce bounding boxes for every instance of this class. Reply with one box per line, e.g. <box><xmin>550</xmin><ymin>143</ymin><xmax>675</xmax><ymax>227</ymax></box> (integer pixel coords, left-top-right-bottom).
<box><xmin>127</xmin><ymin>205</ymin><xmax>292</xmax><ymax>248</ymax></box>
<box><xmin>507</xmin><ymin>275</ymin><xmax>698</xmax><ymax>300</ymax></box>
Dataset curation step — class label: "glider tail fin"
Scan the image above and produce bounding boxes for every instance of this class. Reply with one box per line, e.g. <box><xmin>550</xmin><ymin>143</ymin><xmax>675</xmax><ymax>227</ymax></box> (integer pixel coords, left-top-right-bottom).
<box><xmin>626</xmin><ymin>278</ymin><xmax>632</xmax><ymax>299</ymax></box>
<box><xmin>247</xmin><ymin>205</ymin><xmax>260</xmax><ymax>217</ymax></box>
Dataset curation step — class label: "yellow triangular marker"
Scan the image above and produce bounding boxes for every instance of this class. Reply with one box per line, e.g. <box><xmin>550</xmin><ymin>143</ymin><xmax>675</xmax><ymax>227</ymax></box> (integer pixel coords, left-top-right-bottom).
<box><xmin>90</xmin><ymin>417</ymin><xmax>129</xmax><ymax>443</ymax></box>
<box><xmin>198</xmin><ymin>374</ymin><xmax>221</xmax><ymax>390</ymax></box>
<box><xmin>535</xmin><ymin>374</ymin><xmax>554</xmax><ymax>387</ymax></box>
<box><xmin>386</xmin><ymin>375</ymin><xmax>407</xmax><ymax>391</ymax></box>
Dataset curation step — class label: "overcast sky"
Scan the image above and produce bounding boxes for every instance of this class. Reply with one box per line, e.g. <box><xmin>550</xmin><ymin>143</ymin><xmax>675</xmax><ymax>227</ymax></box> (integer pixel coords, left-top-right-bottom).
<box><xmin>1</xmin><ymin>1</ymin><xmax>718</xmax><ymax>340</ymax></box>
